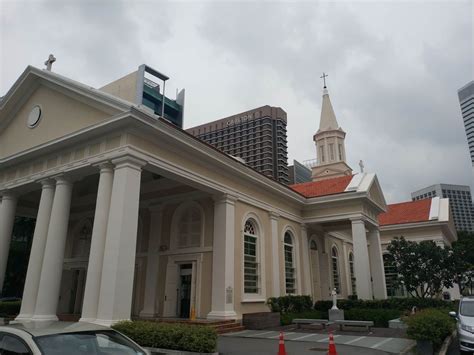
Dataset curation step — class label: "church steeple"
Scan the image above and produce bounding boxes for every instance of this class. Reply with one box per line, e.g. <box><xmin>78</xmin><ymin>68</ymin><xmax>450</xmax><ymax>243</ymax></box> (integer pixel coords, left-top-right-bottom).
<box><xmin>311</xmin><ymin>81</ymin><xmax>352</xmax><ymax>182</ymax></box>
<box><xmin>318</xmin><ymin>88</ymin><xmax>340</xmax><ymax>132</ymax></box>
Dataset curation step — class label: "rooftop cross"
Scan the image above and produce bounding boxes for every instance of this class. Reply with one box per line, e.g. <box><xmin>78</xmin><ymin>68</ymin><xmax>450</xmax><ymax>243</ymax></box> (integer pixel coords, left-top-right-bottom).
<box><xmin>320</xmin><ymin>72</ymin><xmax>328</xmax><ymax>88</ymax></box>
<box><xmin>44</xmin><ymin>54</ymin><xmax>56</xmax><ymax>71</ymax></box>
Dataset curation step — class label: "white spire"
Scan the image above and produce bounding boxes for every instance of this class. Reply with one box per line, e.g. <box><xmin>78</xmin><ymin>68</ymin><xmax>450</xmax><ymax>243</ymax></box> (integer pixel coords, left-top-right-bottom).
<box><xmin>318</xmin><ymin>87</ymin><xmax>340</xmax><ymax>132</ymax></box>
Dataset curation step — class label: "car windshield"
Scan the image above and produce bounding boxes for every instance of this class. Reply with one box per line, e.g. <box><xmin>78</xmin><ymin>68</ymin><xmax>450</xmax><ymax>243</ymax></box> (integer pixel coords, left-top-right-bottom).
<box><xmin>461</xmin><ymin>301</ymin><xmax>474</xmax><ymax>317</ymax></box>
<box><xmin>34</xmin><ymin>330</ymin><xmax>146</xmax><ymax>355</ymax></box>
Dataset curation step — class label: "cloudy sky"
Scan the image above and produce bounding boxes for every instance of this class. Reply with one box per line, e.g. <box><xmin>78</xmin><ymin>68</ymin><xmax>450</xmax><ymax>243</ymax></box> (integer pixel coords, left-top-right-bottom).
<box><xmin>1</xmin><ymin>0</ymin><xmax>472</xmax><ymax>202</ymax></box>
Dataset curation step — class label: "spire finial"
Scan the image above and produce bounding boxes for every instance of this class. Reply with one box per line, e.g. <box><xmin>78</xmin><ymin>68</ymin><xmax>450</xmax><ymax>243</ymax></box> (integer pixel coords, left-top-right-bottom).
<box><xmin>320</xmin><ymin>72</ymin><xmax>328</xmax><ymax>89</ymax></box>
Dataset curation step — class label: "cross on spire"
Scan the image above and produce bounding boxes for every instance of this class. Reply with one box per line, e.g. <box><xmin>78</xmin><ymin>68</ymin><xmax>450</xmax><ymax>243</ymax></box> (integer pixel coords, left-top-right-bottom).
<box><xmin>320</xmin><ymin>72</ymin><xmax>328</xmax><ymax>88</ymax></box>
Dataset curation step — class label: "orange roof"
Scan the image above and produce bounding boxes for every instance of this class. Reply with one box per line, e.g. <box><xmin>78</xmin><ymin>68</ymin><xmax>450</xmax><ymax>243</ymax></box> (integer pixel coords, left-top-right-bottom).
<box><xmin>290</xmin><ymin>175</ymin><xmax>353</xmax><ymax>198</ymax></box>
<box><xmin>379</xmin><ymin>199</ymin><xmax>432</xmax><ymax>226</ymax></box>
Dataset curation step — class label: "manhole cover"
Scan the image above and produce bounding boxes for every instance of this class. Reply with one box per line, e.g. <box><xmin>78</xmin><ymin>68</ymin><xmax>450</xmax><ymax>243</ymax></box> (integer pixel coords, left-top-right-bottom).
<box><xmin>309</xmin><ymin>346</ymin><xmax>328</xmax><ymax>351</ymax></box>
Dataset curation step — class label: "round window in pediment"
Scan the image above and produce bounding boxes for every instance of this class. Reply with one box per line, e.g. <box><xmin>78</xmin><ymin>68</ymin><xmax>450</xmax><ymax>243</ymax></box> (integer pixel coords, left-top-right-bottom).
<box><xmin>27</xmin><ymin>105</ymin><xmax>42</xmax><ymax>128</ymax></box>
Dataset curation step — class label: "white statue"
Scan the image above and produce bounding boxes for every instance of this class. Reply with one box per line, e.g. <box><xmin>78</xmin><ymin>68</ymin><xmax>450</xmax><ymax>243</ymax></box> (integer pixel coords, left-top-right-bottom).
<box><xmin>359</xmin><ymin>160</ymin><xmax>365</xmax><ymax>173</ymax></box>
<box><xmin>331</xmin><ymin>288</ymin><xmax>338</xmax><ymax>310</ymax></box>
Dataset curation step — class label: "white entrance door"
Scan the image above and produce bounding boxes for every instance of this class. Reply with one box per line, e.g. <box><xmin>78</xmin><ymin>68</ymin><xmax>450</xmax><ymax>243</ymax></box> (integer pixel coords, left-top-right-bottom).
<box><xmin>163</xmin><ymin>262</ymin><xmax>179</xmax><ymax>317</ymax></box>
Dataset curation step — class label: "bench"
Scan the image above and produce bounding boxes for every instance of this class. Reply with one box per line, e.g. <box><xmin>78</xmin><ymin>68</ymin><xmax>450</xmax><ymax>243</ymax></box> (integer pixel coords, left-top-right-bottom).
<box><xmin>335</xmin><ymin>320</ymin><xmax>374</xmax><ymax>332</ymax></box>
<box><xmin>292</xmin><ymin>318</ymin><xmax>331</xmax><ymax>330</ymax></box>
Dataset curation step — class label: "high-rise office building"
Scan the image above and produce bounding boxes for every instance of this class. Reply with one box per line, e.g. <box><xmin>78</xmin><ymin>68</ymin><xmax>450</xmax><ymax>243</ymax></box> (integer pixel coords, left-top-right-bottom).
<box><xmin>288</xmin><ymin>160</ymin><xmax>312</xmax><ymax>184</ymax></box>
<box><xmin>187</xmin><ymin>106</ymin><xmax>289</xmax><ymax>184</ymax></box>
<box><xmin>458</xmin><ymin>81</ymin><xmax>474</xmax><ymax>167</ymax></box>
<box><xmin>411</xmin><ymin>183</ymin><xmax>474</xmax><ymax>232</ymax></box>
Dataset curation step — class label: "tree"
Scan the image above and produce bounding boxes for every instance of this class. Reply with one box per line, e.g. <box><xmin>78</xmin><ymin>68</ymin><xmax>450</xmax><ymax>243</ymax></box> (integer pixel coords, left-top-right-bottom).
<box><xmin>386</xmin><ymin>237</ymin><xmax>456</xmax><ymax>298</ymax></box>
<box><xmin>452</xmin><ymin>231</ymin><xmax>474</xmax><ymax>295</ymax></box>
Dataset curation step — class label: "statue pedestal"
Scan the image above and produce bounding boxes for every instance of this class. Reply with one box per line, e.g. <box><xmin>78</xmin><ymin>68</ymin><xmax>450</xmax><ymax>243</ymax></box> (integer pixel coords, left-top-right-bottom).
<box><xmin>329</xmin><ymin>308</ymin><xmax>345</xmax><ymax>321</ymax></box>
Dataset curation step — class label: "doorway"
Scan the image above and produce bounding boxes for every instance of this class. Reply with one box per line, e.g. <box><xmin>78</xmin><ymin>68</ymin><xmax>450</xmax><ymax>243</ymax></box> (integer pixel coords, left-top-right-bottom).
<box><xmin>179</xmin><ymin>264</ymin><xmax>192</xmax><ymax>318</ymax></box>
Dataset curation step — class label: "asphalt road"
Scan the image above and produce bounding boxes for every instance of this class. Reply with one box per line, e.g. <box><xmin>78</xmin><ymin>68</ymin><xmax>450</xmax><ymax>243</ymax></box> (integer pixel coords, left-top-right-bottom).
<box><xmin>218</xmin><ymin>336</ymin><xmax>390</xmax><ymax>355</ymax></box>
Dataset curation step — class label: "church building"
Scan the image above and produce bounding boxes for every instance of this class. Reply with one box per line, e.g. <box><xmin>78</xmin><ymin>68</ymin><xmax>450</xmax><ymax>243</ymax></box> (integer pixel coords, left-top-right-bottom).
<box><xmin>0</xmin><ymin>64</ymin><xmax>456</xmax><ymax>326</ymax></box>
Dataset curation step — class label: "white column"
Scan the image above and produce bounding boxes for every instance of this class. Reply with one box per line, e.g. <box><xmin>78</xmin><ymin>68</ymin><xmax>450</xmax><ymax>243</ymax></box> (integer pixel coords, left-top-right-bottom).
<box><xmin>95</xmin><ymin>157</ymin><xmax>144</xmax><ymax>326</ymax></box>
<box><xmin>0</xmin><ymin>191</ymin><xmax>18</xmax><ymax>295</ymax></box>
<box><xmin>368</xmin><ymin>228</ymin><xmax>387</xmax><ymax>299</ymax></box>
<box><xmin>269</xmin><ymin>212</ymin><xmax>281</xmax><ymax>296</ymax></box>
<box><xmin>32</xmin><ymin>176</ymin><xmax>73</xmax><ymax>321</ymax></box>
<box><xmin>140</xmin><ymin>205</ymin><xmax>163</xmax><ymax>318</ymax></box>
<box><xmin>300</xmin><ymin>224</ymin><xmax>312</xmax><ymax>296</ymax></box>
<box><xmin>80</xmin><ymin>164</ymin><xmax>114</xmax><ymax>322</ymax></box>
<box><xmin>207</xmin><ymin>194</ymin><xmax>237</xmax><ymax>320</ymax></box>
<box><xmin>351</xmin><ymin>219</ymin><xmax>373</xmax><ymax>300</ymax></box>
<box><xmin>16</xmin><ymin>180</ymin><xmax>55</xmax><ymax>321</ymax></box>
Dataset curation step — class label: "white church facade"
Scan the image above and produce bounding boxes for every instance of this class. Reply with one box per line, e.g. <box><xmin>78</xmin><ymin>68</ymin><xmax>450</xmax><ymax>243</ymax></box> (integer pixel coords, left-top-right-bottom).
<box><xmin>0</xmin><ymin>65</ymin><xmax>456</xmax><ymax>326</ymax></box>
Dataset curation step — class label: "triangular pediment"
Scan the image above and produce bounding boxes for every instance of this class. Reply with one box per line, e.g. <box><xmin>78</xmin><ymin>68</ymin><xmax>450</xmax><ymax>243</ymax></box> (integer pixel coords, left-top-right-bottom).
<box><xmin>367</xmin><ymin>175</ymin><xmax>387</xmax><ymax>210</ymax></box>
<box><xmin>0</xmin><ymin>66</ymin><xmax>130</xmax><ymax>159</ymax></box>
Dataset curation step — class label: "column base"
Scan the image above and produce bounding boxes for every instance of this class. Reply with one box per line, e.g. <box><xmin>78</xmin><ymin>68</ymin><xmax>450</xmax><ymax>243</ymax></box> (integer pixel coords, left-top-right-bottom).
<box><xmin>207</xmin><ymin>310</ymin><xmax>238</xmax><ymax>320</ymax></box>
<box><xmin>78</xmin><ymin>317</ymin><xmax>97</xmax><ymax>323</ymax></box>
<box><xmin>14</xmin><ymin>314</ymin><xmax>33</xmax><ymax>322</ymax></box>
<box><xmin>30</xmin><ymin>314</ymin><xmax>59</xmax><ymax>322</ymax></box>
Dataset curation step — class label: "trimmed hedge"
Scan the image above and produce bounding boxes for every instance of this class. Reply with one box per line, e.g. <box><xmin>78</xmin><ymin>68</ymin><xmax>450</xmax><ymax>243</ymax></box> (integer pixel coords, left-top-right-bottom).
<box><xmin>280</xmin><ymin>310</ymin><xmax>324</xmax><ymax>326</ymax></box>
<box><xmin>405</xmin><ymin>309</ymin><xmax>455</xmax><ymax>348</ymax></box>
<box><xmin>345</xmin><ymin>308</ymin><xmax>402</xmax><ymax>328</ymax></box>
<box><xmin>314</xmin><ymin>298</ymin><xmax>455</xmax><ymax>312</ymax></box>
<box><xmin>267</xmin><ymin>295</ymin><xmax>313</xmax><ymax>313</ymax></box>
<box><xmin>112</xmin><ymin>320</ymin><xmax>217</xmax><ymax>353</ymax></box>
<box><xmin>0</xmin><ymin>301</ymin><xmax>21</xmax><ymax>317</ymax></box>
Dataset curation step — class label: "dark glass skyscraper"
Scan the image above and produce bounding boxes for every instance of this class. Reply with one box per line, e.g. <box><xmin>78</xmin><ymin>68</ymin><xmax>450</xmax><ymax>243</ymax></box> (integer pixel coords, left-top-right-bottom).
<box><xmin>458</xmin><ymin>81</ymin><xmax>474</xmax><ymax>166</ymax></box>
<box><xmin>187</xmin><ymin>106</ymin><xmax>289</xmax><ymax>184</ymax></box>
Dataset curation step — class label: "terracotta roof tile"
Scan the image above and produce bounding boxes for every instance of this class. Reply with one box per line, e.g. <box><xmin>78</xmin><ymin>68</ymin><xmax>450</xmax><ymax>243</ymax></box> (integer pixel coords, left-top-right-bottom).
<box><xmin>379</xmin><ymin>199</ymin><xmax>432</xmax><ymax>226</ymax></box>
<box><xmin>289</xmin><ymin>175</ymin><xmax>353</xmax><ymax>198</ymax></box>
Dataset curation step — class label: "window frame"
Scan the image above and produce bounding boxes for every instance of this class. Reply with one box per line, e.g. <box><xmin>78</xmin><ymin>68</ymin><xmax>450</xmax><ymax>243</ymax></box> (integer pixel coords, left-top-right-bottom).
<box><xmin>242</xmin><ymin>217</ymin><xmax>266</xmax><ymax>301</ymax></box>
<box><xmin>284</xmin><ymin>231</ymin><xmax>297</xmax><ymax>295</ymax></box>
<box><xmin>170</xmin><ymin>201</ymin><xmax>205</xmax><ymax>251</ymax></box>
<box><xmin>331</xmin><ymin>245</ymin><xmax>341</xmax><ymax>294</ymax></box>
<box><xmin>348</xmin><ymin>251</ymin><xmax>356</xmax><ymax>296</ymax></box>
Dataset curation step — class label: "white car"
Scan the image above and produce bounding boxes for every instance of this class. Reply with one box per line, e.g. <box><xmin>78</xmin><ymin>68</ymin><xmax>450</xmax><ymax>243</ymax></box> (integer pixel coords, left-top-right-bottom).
<box><xmin>0</xmin><ymin>321</ymin><xmax>150</xmax><ymax>355</ymax></box>
<box><xmin>450</xmin><ymin>296</ymin><xmax>474</xmax><ymax>354</ymax></box>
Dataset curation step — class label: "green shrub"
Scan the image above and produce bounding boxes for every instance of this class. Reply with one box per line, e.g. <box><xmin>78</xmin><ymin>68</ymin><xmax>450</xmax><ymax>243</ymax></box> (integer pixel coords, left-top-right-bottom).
<box><xmin>280</xmin><ymin>310</ymin><xmax>324</xmax><ymax>326</ymax></box>
<box><xmin>0</xmin><ymin>301</ymin><xmax>21</xmax><ymax>317</ymax></box>
<box><xmin>314</xmin><ymin>298</ymin><xmax>455</xmax><ymax>312</ymax></box>
<box><xmin>267</xmin><ymin>295</ymin><xmax>313</xmax><ymax>313</ymax></box>
<box><xmin>345</xmin><ymin>308</ymin><xmax>403</xmax><ymax>327</ymax></box>
<box><xmin>405</xmin><ymin>309</ymin><xmax>455</xmax><ymax>348</ymax></box>
<box><xmin>112</xmin><ymin>320</ymin><xmax>217</xmax><ymax>353</ymax></box>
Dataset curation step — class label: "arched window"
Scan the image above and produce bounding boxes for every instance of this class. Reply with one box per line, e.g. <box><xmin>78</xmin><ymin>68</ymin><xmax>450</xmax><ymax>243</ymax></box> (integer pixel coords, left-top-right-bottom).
<box><xmin>383</xmin><ymin>253</ymin><xmax>403</xmax><ymax>297</ymax></box>
<box><xmin>176</xmin><ymin>204</ymin><xmax>202</xmax><ymax>248</ymax></box>
<box><xmin>331</xmin><ymin>246</ymin><xmax>340</xmax><ymax>294</ymax></box>
<box><xmin>284</xmin><ymin>232</ymin><xmax>296</xmax><ymax>294</ymax></box>
<box><xmin>310</xmin><ymin>240</ymin><xmax>318</xmax><ymax>250</ymax></box>
<box><xmin>244</xmin><ymin>220</ymin><xmax>259</xmax><ymax>294</ymax></box>
<box><xmin>349</xmin><ymin>252</ymin><xmax>356</xmax><ymax>296</ymax></box>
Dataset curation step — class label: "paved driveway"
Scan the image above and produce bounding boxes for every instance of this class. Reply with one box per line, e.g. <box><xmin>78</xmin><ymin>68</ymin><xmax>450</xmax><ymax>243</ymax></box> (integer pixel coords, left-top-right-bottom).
<box><xmin>221</xmin><ymin>329</ymin><xmax>415</xmax><ymax>354</ymax></box>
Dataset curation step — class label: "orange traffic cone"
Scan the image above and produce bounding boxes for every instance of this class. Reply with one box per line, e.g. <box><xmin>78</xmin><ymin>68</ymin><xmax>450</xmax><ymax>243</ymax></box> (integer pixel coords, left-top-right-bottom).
<box><xmin>328</xmin><ymin>332</ymin><xmax>337</xmax><ymax>355</ymax></box>
<box><xmin>278</xmin><ymin>331</ymin><xmax>287</xmax><ymax>355</ymax></box>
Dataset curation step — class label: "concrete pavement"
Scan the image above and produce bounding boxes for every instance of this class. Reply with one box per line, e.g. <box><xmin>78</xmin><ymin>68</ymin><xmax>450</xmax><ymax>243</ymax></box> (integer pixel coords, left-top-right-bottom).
<box><xmin>221</xmin><ymin>329</ymin><xmax>415</xmax><ymax>354</ymax></box>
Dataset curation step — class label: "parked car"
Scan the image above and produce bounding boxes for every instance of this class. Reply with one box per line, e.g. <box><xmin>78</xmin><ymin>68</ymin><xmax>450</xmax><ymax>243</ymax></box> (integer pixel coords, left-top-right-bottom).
<box><xmin>450</xmin><ymin>296</ymin><xmax>474</xmax><ymax>354</ymax></box>
<box><xmin>0</xmin><ymin>321</ymin><xmax>150</xmax><ymax>355</ymax></box>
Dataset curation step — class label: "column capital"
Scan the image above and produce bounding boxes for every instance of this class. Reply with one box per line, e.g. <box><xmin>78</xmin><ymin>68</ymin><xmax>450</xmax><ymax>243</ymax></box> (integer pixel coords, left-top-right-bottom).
<box><xmin>268</xmin><ymin>211</ymin><xmax>280</xmax><ymax>220</ymax></box>
<box><xmin>111</xmin><ymin>156</ymin><xmax>147</xmax><ymax>171</ymax></box>
<box><xmin>53</xmin><ymin>175</ymin><xmax>74</xmax><ymax>187</ymax></box>
<box><xmin>300</xmin><ymin>223</ymin><xmax>308</xmax><ymax>232</ymax></box>
<box><xmin>350</xmin><ymin>217</ymin><xmax>367</xmax><ymax>225</ymax></box>
<box><xmin>213</xmin><ymin>193</ymin><xmax>238</xmax><ymax>205</ymax></box>
<box><xmin>38</xmin><ymin>179</ymin><xmax>55</xmax><ymax>189</ymax></box>
<box><xmin>93</xmin><ymin>161</ymin><xmax>115</xmax><ymax>172</ymax></box>
<box><xmin>0</xmin><ymin>190</ymin><xmax>18</xmax><ymax>201</ymax></box>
